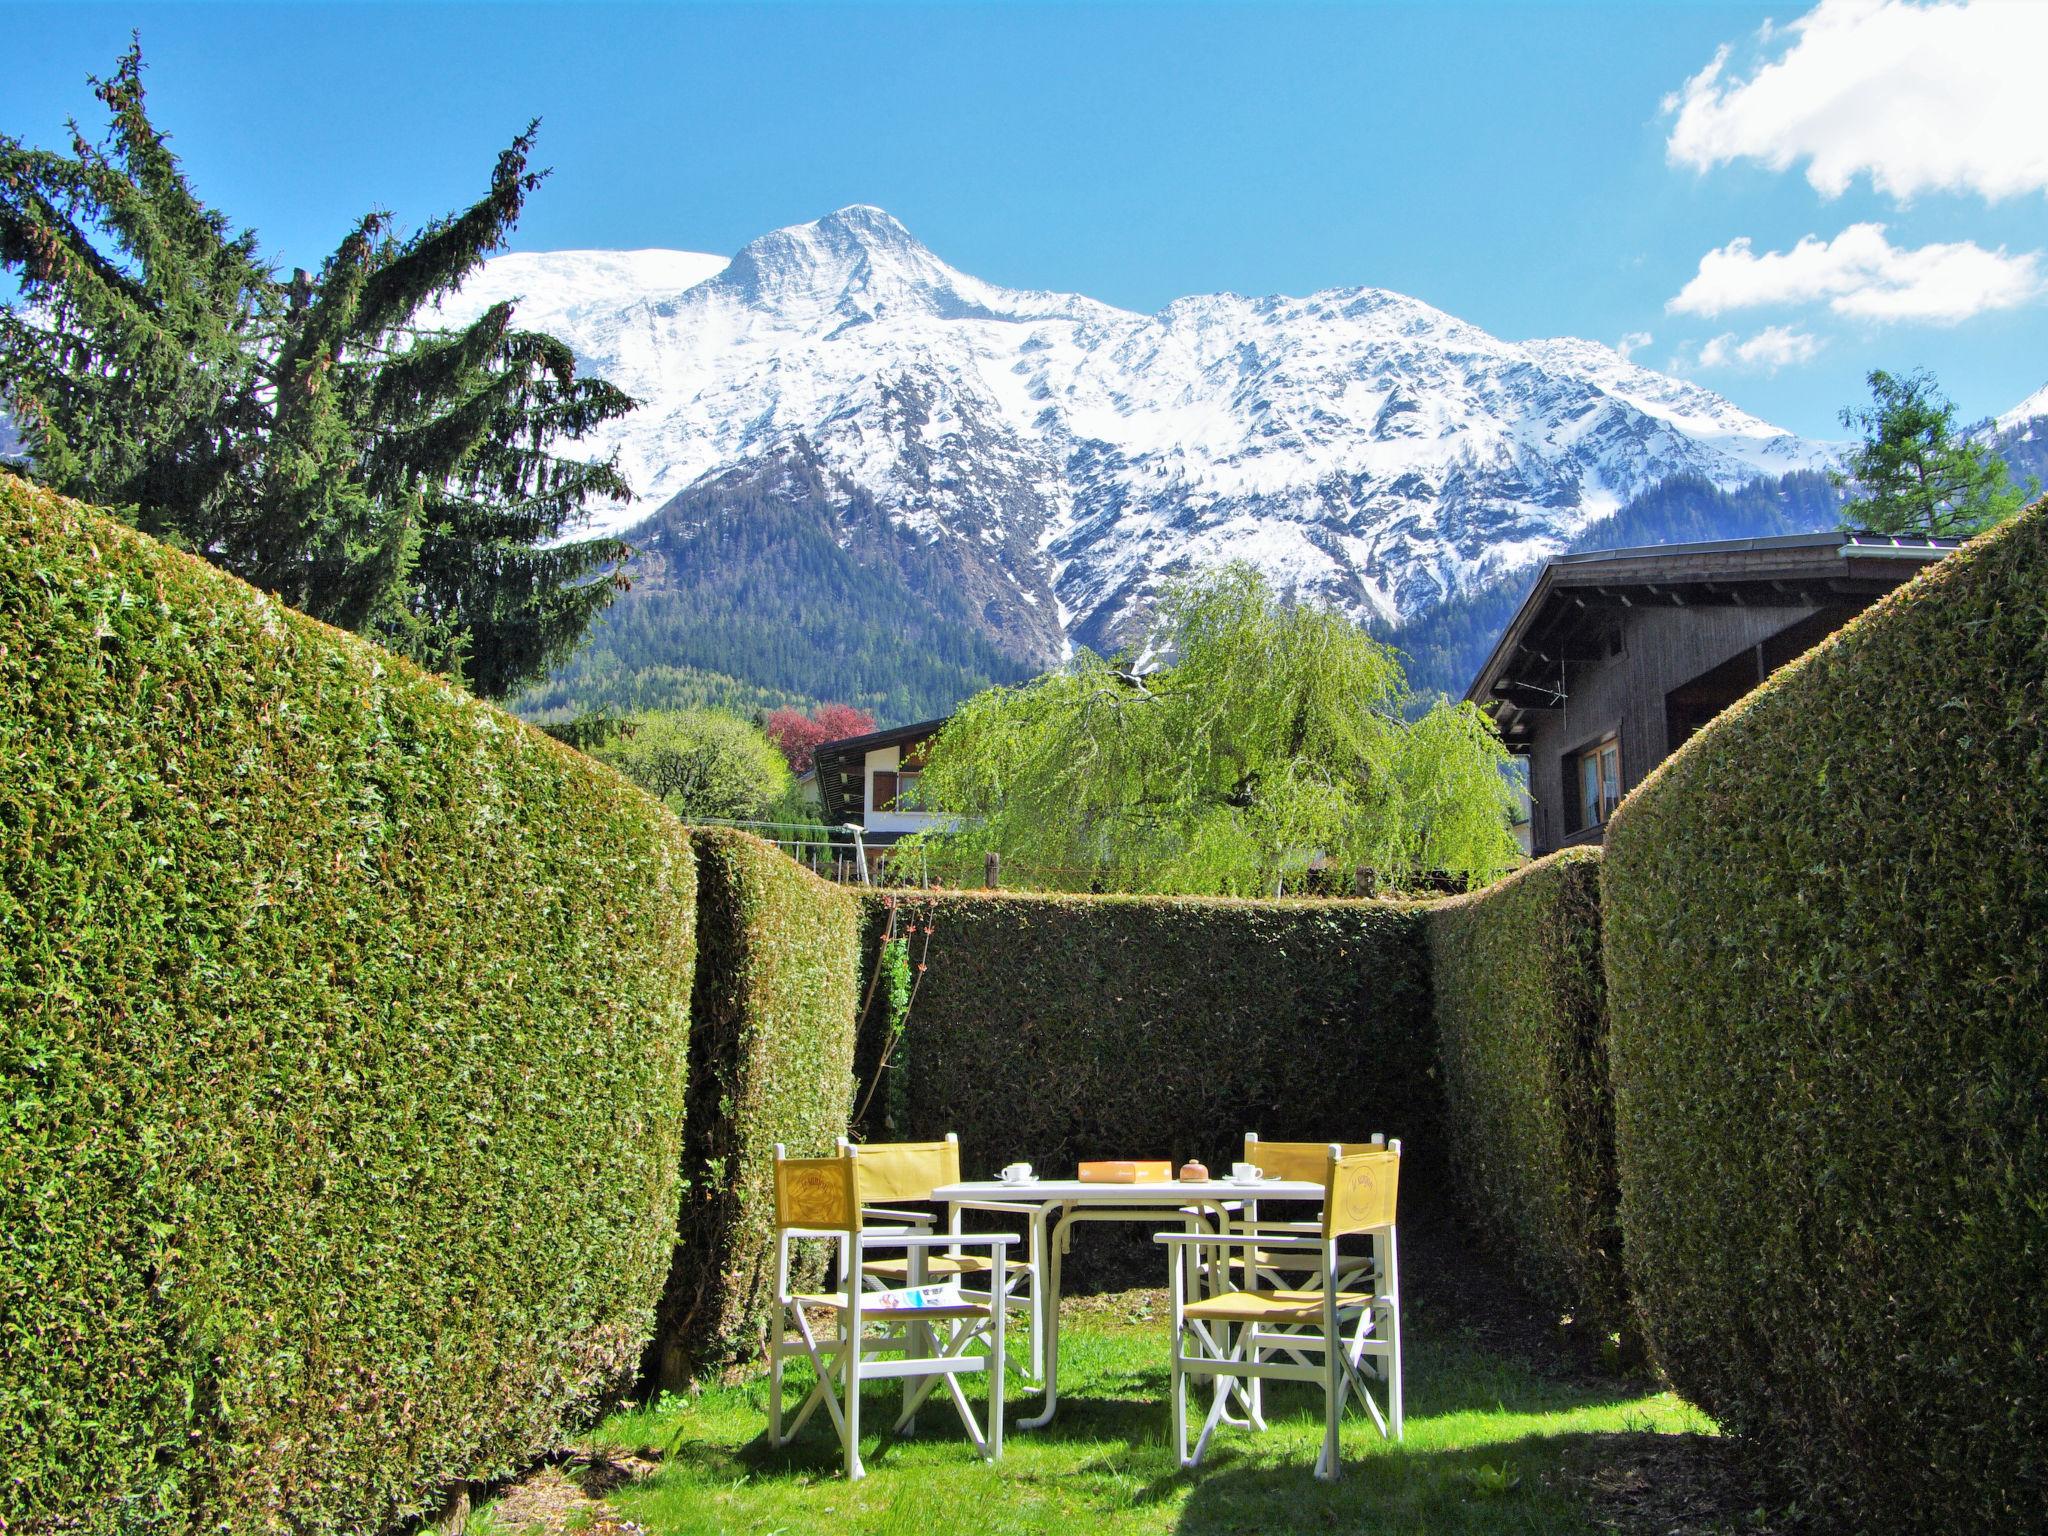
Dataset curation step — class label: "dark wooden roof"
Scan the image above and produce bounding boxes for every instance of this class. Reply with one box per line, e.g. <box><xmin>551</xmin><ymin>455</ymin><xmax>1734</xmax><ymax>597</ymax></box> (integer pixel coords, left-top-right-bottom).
<box><xmin>813</xmin><ymin>717</ymin><xmax>949</xmax><ymax>826</ymax></box>
<box><xmin>1465</xmin><ymin>532</ymin><xmax>1955</xmax><ymax>742</ymax></box>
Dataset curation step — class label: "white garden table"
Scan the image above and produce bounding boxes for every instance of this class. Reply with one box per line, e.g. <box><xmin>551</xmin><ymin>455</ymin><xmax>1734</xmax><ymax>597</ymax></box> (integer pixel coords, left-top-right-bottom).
<box><xmin>931</xmin><ymin>1174</ymin><xmax>1327</xmax><ymax>1428</ymax></box>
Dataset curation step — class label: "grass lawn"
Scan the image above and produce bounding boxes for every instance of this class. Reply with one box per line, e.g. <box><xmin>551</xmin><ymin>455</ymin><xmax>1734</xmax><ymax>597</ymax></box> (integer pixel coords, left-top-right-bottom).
<box><xmin>477</xmin><ymin>1223</ymin><xmax>1752</xmax><ymax>1536</ymax></box>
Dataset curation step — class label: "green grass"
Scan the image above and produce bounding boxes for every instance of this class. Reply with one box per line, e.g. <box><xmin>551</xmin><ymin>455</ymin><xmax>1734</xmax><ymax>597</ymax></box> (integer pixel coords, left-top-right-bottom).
<box><xmin>555</xmin><ymin>1289</ymin><xmax>1713</xmax><ymax>1536</ymax></box>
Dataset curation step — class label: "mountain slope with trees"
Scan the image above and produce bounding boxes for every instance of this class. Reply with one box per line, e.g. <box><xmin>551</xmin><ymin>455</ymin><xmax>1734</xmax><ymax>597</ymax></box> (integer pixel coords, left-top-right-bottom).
<box><xmin>517</xmin><ymin>447</ymin><xmax>1037</xmax><ymax>724</ymax></box>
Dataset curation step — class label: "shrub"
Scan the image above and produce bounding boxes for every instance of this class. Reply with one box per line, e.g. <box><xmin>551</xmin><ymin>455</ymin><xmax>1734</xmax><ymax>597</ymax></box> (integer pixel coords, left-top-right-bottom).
<box><xmin>1602</xmin><ymin>503</ymin><xmax>2048</xmax><ymax>1531</ymax></box>
<box><xmin>1428</xmin><ymin>848</ymin><xmax>1623</xmax><ymax>1335</ymax></box>
<box><xmin>648</xmin><ymin>828</ymin><xmax>860</xmax><ymax>1385</ymax></box>
<box><xmin>585</xmin><ymin>707</ymin><xmax>793</xmax><ymax>821</ymax></box>
<box><xmin>883</xmin><ymin>891</ymin><xmax>1434</xmax><ymax>1279</ymax></box>
<box><xmin>0</xmin><ymin>478</ymin><xmax>698</xmax><ymax>1534</ymax></box>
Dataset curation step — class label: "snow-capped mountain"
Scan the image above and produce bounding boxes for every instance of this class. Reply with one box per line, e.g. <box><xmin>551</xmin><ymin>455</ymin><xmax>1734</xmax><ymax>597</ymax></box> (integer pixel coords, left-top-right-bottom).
<box><xmin>436</xmin><ymin>206</ymin><xmax>1834</xmax><ymax>662</ymax></box>
<box><xmin>1996</xmin><ymin>381</ymin><xmax>2048</xmax><ymax>436</ymax></box>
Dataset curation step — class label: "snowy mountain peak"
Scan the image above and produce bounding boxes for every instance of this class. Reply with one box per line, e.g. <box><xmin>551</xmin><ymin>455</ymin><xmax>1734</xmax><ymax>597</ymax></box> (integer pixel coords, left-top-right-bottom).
<box><xmin>434</xmin><ymin>207</ymin><xmax>1838</xmax><ymax>655</ymax></box>
<box><xmin>1998</xmin><ymin>381</ymin><xmax>2048</xmax><ymax>431</ymax></box>
<box><xmin>711</xmin><ymin>204</ymin><xmax>994</xmax><ymax>319</ymax></box>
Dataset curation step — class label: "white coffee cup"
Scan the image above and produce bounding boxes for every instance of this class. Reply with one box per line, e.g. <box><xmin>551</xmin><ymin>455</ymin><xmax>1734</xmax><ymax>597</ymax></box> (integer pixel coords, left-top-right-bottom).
<box><xmin>1231</xmin><ymin>1161</ymin><xmax>1263</xmax><ymax>1181</ymax></box>
<box><xmin>1000</xmin><ymin>1162</ymin><xmax>1033</xmax><ymax>1183</ymax></box>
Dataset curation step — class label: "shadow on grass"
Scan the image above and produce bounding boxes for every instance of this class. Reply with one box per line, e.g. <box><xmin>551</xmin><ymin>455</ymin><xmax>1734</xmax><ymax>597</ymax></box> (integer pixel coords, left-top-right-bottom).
<box><xmin>669</xmin><ymin>1385</ymin><xmax>1177</xmax><ymax>1483</ymax></box>
<box><xmin>1164</xmin><ymin>1429</ymin><xmax>1739</xmax><ymax>1536</ymax></box>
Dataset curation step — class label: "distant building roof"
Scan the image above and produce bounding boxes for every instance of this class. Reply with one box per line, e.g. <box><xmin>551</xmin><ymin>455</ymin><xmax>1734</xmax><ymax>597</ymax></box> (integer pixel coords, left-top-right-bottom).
<box><xmin>1465</xmin><ymin>531</ymin><xmax>1956</xmax><ymax>739</ymax></box>
<box><xmin>813</xmin><ymin>717</ymin><xmax>949</xmax><ymax>826</ymax></box>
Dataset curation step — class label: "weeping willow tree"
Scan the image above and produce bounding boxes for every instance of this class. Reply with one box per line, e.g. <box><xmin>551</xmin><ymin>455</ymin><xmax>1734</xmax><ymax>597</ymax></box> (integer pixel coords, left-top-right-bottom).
<box><xmin>0</xmin><ymin>44</ymin><xmax>634</xmax><ymax>697</ymax></box>
<box><xmin>910</xmin><ymin>564</ymin><xmax>1521</xmax><ymax>896</ymax></box>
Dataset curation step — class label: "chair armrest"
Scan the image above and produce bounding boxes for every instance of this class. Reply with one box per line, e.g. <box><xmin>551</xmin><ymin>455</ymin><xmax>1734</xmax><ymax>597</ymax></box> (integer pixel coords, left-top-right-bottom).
<box><xmin>865</xmin><ymin>1231</ymin><xmax>1017</xmax><ymax>1250</ymax></box>
<box><xmin>1154</xmin><ymin>1232</ymin><xmax>1325</xmax><ymax>1251</ymax></box>
<box><xmin>949</xmin><ymin>1199</ymin><xmax>1041</xmax><ymax>1215</ymax></box>
<box><xmin>860</xmin><ymin>1206</ymin><xmax>936</xmax><ymax>1225</ymax></box>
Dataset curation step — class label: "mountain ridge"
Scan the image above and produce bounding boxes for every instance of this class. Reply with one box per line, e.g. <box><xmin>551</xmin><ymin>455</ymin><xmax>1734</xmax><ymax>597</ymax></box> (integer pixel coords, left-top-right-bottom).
<box><xmin>432</xmin><ymin>205</ymin><xmax>1836</xmax><ymax>665</ymax></box>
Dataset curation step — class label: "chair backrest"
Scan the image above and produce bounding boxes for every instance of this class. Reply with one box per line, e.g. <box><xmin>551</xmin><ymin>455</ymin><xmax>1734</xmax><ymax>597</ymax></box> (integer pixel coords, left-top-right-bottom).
<box><xmin>839</xmin><ymin>1134</ymin><xmax>962</xmax><ymax>1203</ymax></box>
<box><xmin>774</xmin><ymin>1148</ymin><xmax>863</xmax><ymax>1233</ymax></box>
<box><xmin>1244</xmin><ymin>1132</ymin><xmax>1384</xmax><ymax>1183</ymax></box>
<box><xmin>1321</xmin><ymin>1143</ymin><xmax>1401</xmax><ymax>1238</ymax></box>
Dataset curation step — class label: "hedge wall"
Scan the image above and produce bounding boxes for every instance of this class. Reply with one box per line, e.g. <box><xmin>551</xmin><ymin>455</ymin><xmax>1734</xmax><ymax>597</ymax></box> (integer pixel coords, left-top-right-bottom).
<box><xmin>0</xmin><ymin>479</ymin><xmax>699</xmax><ymax>1534</ymax></box>
<box><xmin>648</xmin><ymin>827</ymin><xmax>860</xmax><ymax>1385</ymax></box>
<box><xmin>1427</xmin><ymin>848</ymin><xmax>1623</xmax><ymax>1335</ymax></box>
<box><xmin>1603</xmin><ymin>504</ymin><xmax>2048</xmax><ymax>1532</ymax></box>
<box><xmin>887</xmin><ymin>892</ymin><xmax>1434</xmax><ymax>1280</ymax></box>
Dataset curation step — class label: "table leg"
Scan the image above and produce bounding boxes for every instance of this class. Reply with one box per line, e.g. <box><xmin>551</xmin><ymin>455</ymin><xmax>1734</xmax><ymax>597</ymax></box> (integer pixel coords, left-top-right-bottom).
<box><xmin>1018</xmin><ymin>1202</ymin><xmax>1063</xmax><ymax>1428</ymax></box>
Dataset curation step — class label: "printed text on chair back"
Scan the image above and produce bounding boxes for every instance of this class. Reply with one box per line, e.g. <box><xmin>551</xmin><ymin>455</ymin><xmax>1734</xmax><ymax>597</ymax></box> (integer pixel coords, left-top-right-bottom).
<box><xmin>1244</xmin><ymin>1137</ymin><xmax>1380</xmax><ymax>1183</ymax></box>
<box><xmin>847</xmin><ymin>1139</ymin><xmax>961</xmax><ymax>1204</ymax></box>
<box><xmin>1324</xmin><ymin>1150</ymin><xmax>1400</xmax><ymax>1237</ymax></box>
<box><xmin>775</xmin><ymin>1155</ymin><xmax>862</xmax><ymax>1231</ymax></box>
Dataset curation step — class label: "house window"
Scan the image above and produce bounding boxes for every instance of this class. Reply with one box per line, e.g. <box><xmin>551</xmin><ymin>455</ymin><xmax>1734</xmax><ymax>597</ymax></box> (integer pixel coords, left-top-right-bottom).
<box><xmin>1568</xmin><ymin>734</ymin><xmax>1622</xmax><ymax>833</ymax></box>
<box><xmin>893</xmin><ymin>769</ymin><xmax>924</xmax><ymax>810</ymax></box>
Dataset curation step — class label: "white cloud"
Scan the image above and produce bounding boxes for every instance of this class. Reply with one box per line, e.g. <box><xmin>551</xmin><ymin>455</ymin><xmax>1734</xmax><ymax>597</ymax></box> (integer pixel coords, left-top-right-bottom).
<box><xmin>1697</xmin><ymin>326</ymin><xmax>1823</xmax><ymax>373</ymax></box>
<box><xmin>1669</xmin><ymin>223</ymin><xmax>2044</xmax><ymax>323</ymax></box>
<box><xmin>1616</xmin><ymin>330</ymin><xmax>1653</xmax><ymax>361</ymax></box>
<box><xmin>1666</xmin><ymin>0</ymin><xmax>2048</xmax><ymax>202</ymax></box>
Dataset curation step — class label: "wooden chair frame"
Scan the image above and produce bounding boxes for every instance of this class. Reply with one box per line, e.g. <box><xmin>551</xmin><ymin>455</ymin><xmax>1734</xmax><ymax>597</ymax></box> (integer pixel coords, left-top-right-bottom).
<box><xmin>766</xmin><ymin>1145</ymin><xmax>1014</xmax><ymax>1480</ymax></box>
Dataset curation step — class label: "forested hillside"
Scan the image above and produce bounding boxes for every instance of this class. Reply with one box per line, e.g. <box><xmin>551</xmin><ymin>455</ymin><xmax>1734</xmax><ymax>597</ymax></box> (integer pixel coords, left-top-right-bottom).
<box><xmin>515</xmin><ymin>449</ymin><xmax>1035</xmax><ymax>725</ymax></box>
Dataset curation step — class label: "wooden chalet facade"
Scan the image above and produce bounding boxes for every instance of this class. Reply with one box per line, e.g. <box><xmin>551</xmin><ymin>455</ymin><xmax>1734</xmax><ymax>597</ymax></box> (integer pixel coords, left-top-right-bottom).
<box><xmin>1466</xmin><ymin>532</ymin><xmax>1953</xmax><ymax>857</ymax></box>
<box><xmin>812</xmin><ymin>717</ymin><xmax>951</xmax><ymax>846</ymax></box>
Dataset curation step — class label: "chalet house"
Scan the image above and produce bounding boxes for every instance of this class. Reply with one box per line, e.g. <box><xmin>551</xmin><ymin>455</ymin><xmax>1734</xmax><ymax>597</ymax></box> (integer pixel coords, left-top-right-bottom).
<box><xmin>1466</xmin><ymin>532</ymin><xmax>1953</xmax><ymax>857</ymax></box>
<box><xmin>812</xmin><ymin>718</ymin><xmax>953</xmax><ymax>849</ymax></box>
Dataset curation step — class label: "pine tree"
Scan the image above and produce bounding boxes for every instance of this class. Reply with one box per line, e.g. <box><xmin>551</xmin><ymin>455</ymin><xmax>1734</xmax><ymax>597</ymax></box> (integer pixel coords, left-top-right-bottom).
<box><xmin>0</xmin><ymin>44</ymin><xmax>636</xmax><ymax>697</ymax></box>
<box><xmin>0</xmin><ymin>48</ymin><xmax>269</xmax><ymax>551</ymax></box>
<box><xmin>1836</xmin><ymin>368</ymin><xmax>2027</xmax><ymax>540</ymax></box>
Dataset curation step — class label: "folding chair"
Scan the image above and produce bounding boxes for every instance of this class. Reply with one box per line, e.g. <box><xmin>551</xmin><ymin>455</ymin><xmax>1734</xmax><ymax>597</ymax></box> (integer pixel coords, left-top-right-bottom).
<box><xmin>838</xmin><ymin>1133</ymin><xmax>1044</xmax><ymax>1384</ymax></box>
<box><xmin>766</xmin><ymin>1145</ymin><xmax>1013</xmax><ymax>1480</ymax></box>
<box><xmin>1157</xmin><ymin>1142</ymin><xmax>1402</xmax><ymax>1481</ymax></box>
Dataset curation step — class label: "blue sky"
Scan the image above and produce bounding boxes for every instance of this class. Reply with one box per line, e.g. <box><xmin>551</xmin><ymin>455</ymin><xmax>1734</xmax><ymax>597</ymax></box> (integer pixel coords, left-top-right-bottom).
<box><xmin>8</xmin><ymin>1</ymin><xmax>2044</xmax><ymax>438</ymax></box>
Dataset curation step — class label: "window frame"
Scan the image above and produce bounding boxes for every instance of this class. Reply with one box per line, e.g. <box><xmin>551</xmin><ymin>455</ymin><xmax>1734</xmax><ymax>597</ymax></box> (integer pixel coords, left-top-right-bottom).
<box><xmin>1565</xmin><ymin>730</ymin><xmax>1623</xmax><ymax>834</ymax></box>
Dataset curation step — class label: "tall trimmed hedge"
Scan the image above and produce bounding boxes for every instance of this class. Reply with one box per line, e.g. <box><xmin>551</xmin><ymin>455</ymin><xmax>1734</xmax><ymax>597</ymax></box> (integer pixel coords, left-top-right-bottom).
<box><xmin>1428</xmin><ymin>848</ymin><xmax>1623</xmax><ymax>1334</ymax></box>
<box><xmin>889</xmin><ymin>893</ymin><xmax>1435</xmax><ymax>1260</ymax></box>
<box><xmin>0</xmin><ymin>479</ymin><xmax>699</xmax><ymax>1534</ymax></box>
<box><xmin>649</xmin><ymin>827</ymin><xmax>860</xmax><ymax>1385</ymax></box>
<box><xmin>1603</xmin><ymin>504</ymin><xmax>2048</xmax><ymax>1532</ymax></box>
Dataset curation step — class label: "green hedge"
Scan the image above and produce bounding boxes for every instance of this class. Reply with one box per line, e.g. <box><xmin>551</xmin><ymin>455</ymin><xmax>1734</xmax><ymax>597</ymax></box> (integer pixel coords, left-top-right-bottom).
<box><xmin>1603</xmin><ymin>504</ymin><xmax>2048</xmax><ymax>1532</ymax></box>
<box><xmin>1428</xmin><ymin>848</ymin><xmax>1623</xmax><ymax>1335</ymax></box>
<box><xmin>885</xmin><ymin>892</ymin><xmax>1433</xmax><ymax>1280</ymax></box>
<box><xmin>0</xmin><ymin>478</ymin><xmax>699</xmax><ymax>1534</ymax></box>
<box><xmin>648</xmin><ymin>827</ymin><xmax>860</xmax><ymax>1385</ymax></box>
